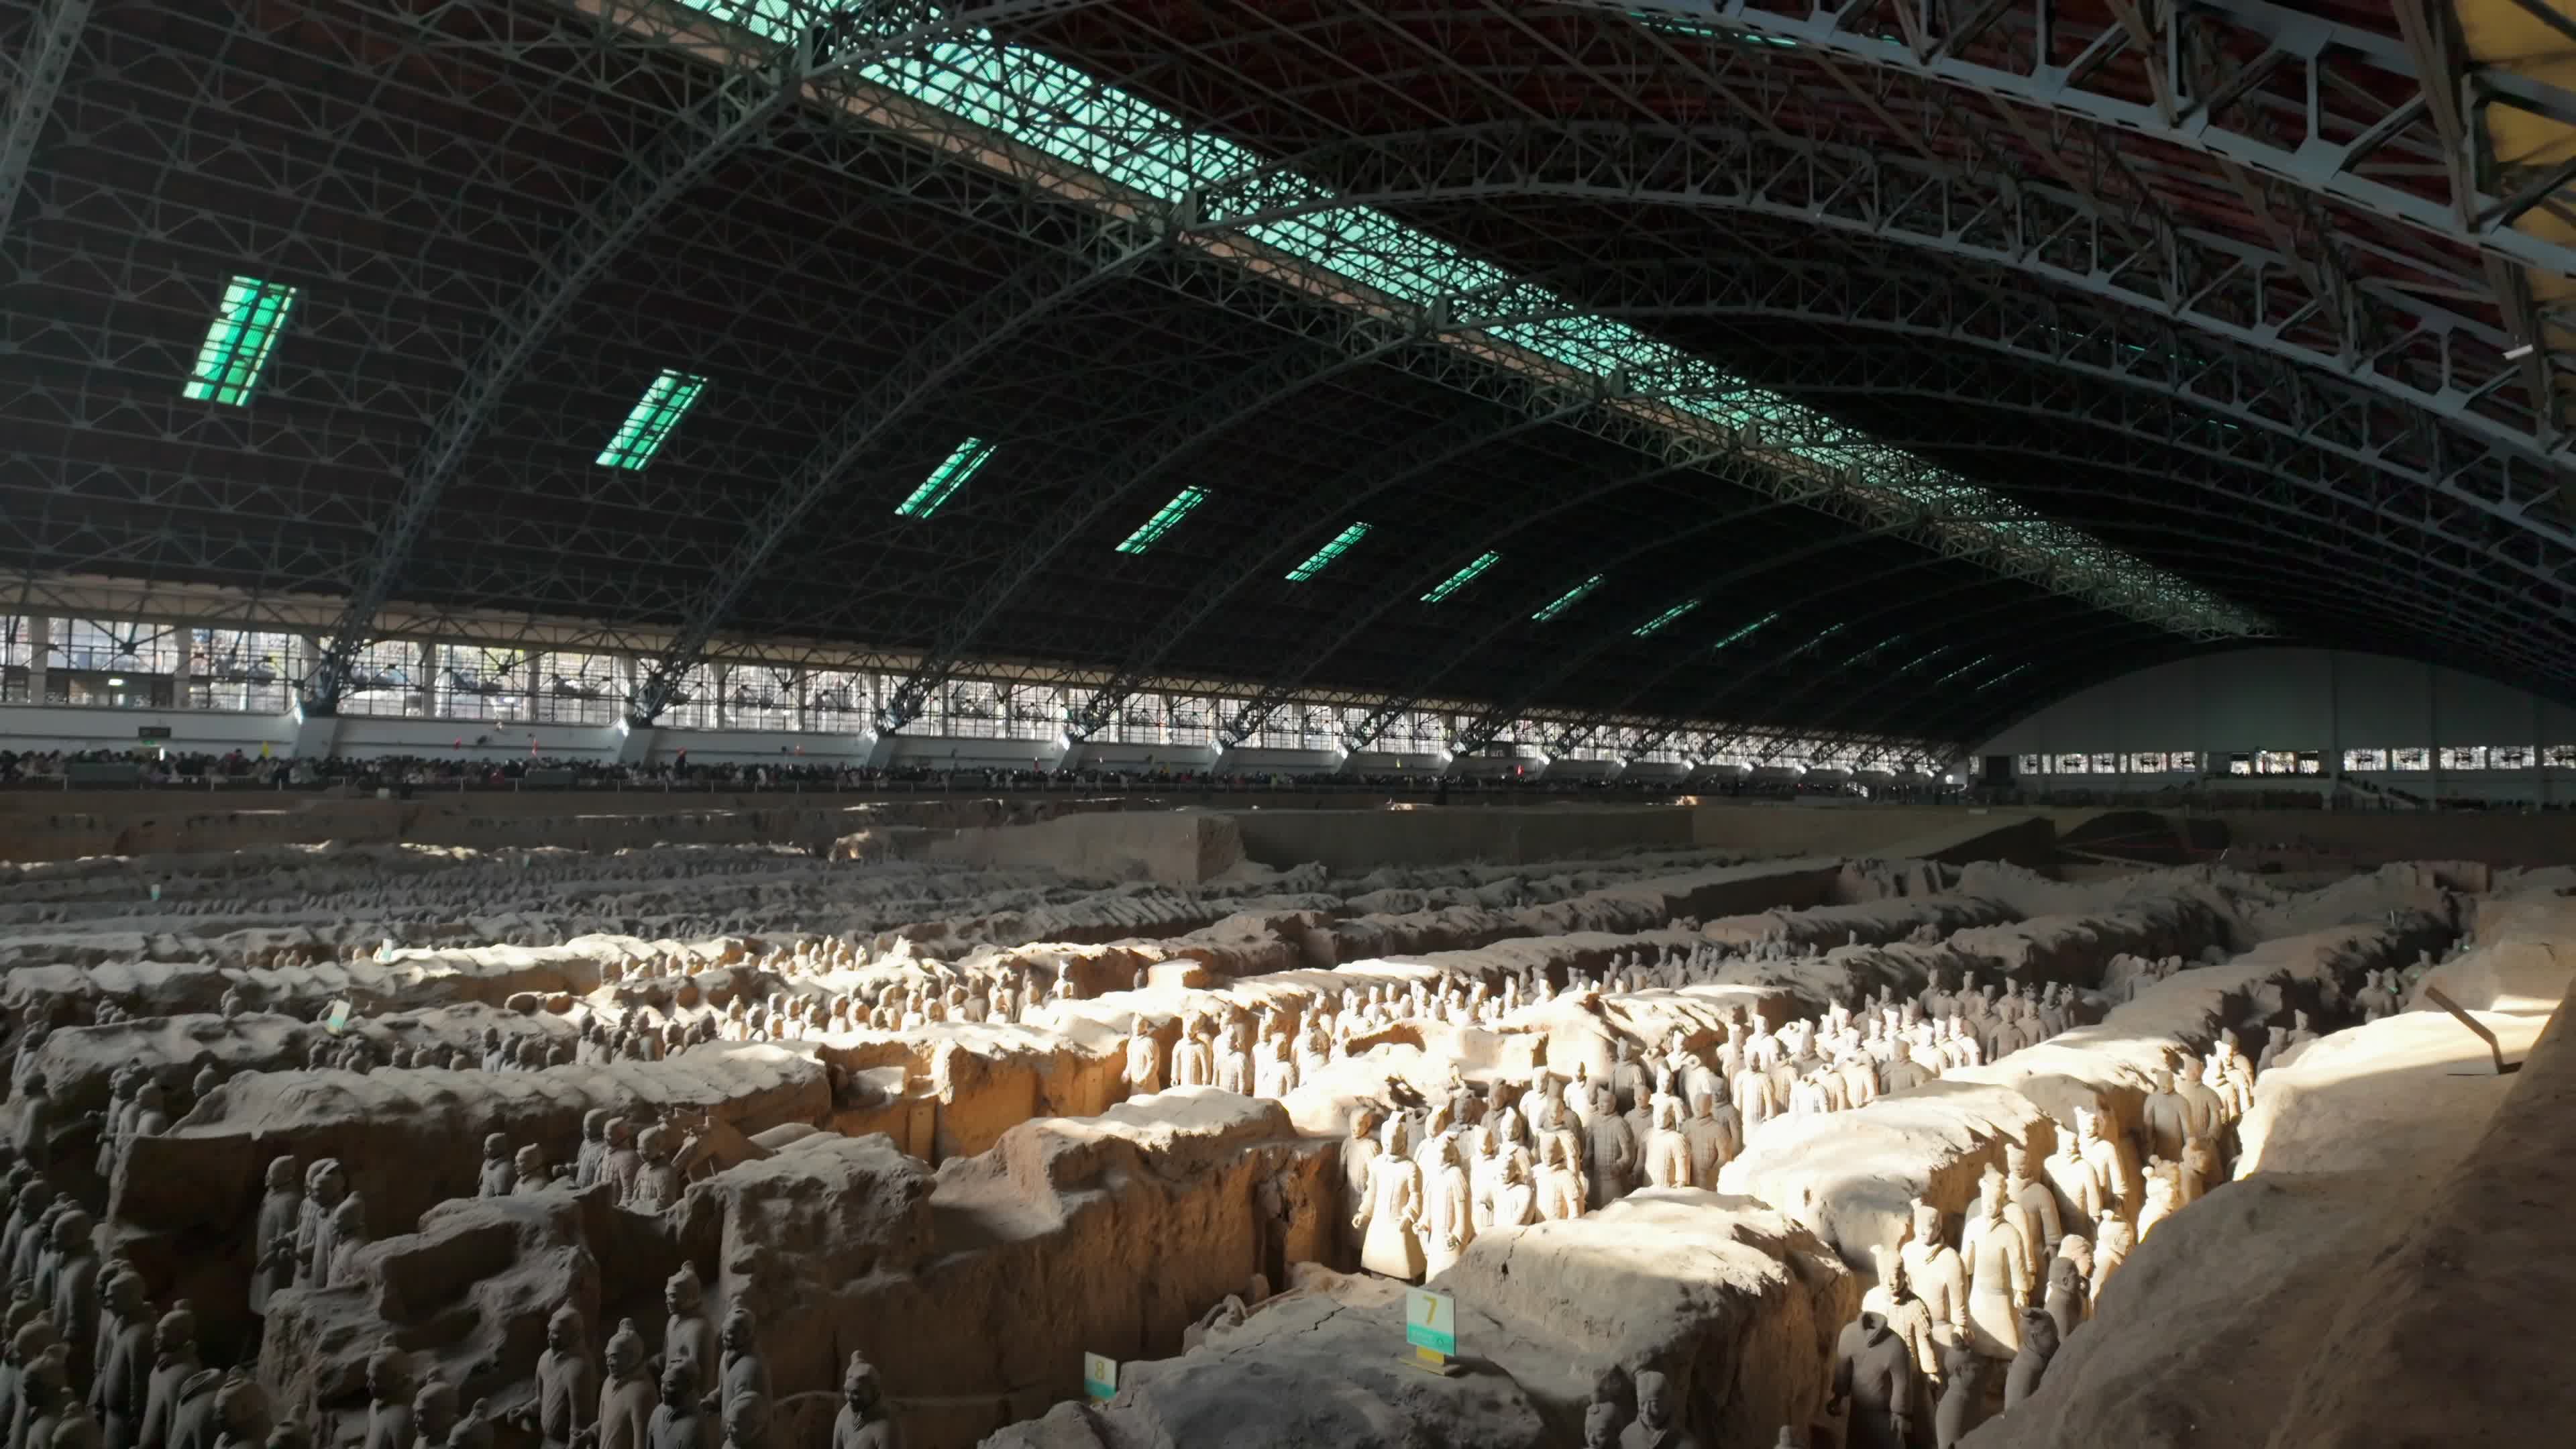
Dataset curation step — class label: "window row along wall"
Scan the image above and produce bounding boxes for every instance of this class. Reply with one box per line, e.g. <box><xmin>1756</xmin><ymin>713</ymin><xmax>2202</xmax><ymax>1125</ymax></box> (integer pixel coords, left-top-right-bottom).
<box><xmin>1976</xmin><ymin>647</ymin><xmax>2576</xmax><ymax>802</ymax></box>
<box><xmin>0</xmin><ymin>608</ymin><xmax>1945</xmax><ymax>776</ymax></box>
<box><xmin>2020</xmin><ymin>747</ymin><xmax>2576</xmax><ymax>775</ymax></box>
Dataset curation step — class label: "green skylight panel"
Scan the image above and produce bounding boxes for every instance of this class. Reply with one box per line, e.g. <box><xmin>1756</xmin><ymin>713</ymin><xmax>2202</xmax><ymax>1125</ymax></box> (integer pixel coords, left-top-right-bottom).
<box><xmin>1632</xmin><ymin>599</ymin><xmax>1701</xmax><ymax>638</ymax></box>
<box><xmin>1421</xmin><ymin>551</ymin><xmax>1501</xmax><ymax>603</ymax></box>
<box><xmin>1712</xmin><ymin>612</ymin><xmax>1779</xmax><ymax>651</ymax></box>
<box><xmin>1116</xmin><ymin>486</ymin><xmax>1207</xmax><ymax>555</ymax></box>
<box><xmin>1787</xmin><ymin>623</ymin><xmax>1847</xmax><ymax>659</ymax></box>
<box><xmin>597</xmin><ymin>370</ymin><xmax>706</xmax><ymax>470</ymax></box>
<box><xmin>1934</xmin><ymin>654</ymin><xmax>1996</xmax><ymax>686</ymax></box>
<box><xmin>1287</xmin><ymin>522</ymin><xmax>1371</xmax><ymax>580</ymax></box>
<box><xmin>1533</xmin><ymin>574</ymin><xmax>1605</xmax><ymax>623</ymax></box>
<box><xmin>1978</xmin><ymin>663</ymin><xmax>2032</xmax><ymax>691</ymax></box>
<box><xmin>669</xmin><ymin>2</ymin><xmax>2264</xmax><ymax>639</ymax></box>
<box><xmin>184</xmin><ymin>276</ymin><xmax>299</xmax><ymax>407</ymax></box>
<box><xmin>897</xmin><ymin>437</ymin><xmax>996</xmax><ymax>519</ymax></box>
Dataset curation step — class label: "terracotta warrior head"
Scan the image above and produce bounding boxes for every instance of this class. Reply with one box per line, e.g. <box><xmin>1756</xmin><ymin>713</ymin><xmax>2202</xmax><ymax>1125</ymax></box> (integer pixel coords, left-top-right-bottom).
<box><xmin>1633</xmin><ymin>1371</ymin><xmax>1674</xmax><ymax>1432</ymax></box>
<box><xmin>665</xmin><ymin>1265</ymin><xmax>704</xmax><ymax>1317</ymax></box>
<box><xmin>840</xmin><ymin>1352</ymin><xmax>883</xmax><ymax>1417</ymax></box>
<box><xmin>604</xmin><ymin>1320</ymin><xmax>645</xmax><ymax>1381</ymax></box>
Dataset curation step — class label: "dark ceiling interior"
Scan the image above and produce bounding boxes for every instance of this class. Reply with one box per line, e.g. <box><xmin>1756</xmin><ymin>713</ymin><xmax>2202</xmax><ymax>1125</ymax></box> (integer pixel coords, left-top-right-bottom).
<box><xmin>2</xmin><ymin>0</ymin><xmax>2571</xmax><ymax>753</ymax></box>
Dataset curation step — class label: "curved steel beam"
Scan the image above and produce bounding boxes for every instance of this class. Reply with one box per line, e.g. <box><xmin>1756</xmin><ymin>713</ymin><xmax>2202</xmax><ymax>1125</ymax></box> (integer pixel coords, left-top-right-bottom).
<box><xmin>870</xmin><ymin>317</ymin><xmax>1438</xmax><ymax>732</ymax></box>
<box><xmin>1712</xmin><ymin>523</ymin><xmax>2576</xmax><ymax>761</ymax></box>
<box><xmin>1550</xmin><ymin>2</ymin><xmax>2576</xmax><ymax>284</ymax></box>
<box><xmin>867</xmin><ymin>255</ymin><xmax>1729</xmax><ymax>732</ymax></box>
<box><xmin>1650</xmin><ymin>492</ymin><xmax>2576</xmax><ymax>761</ymax></box>
<box><xmin>1059</xmin><ymin>378</ymin><xmax>1618</xmax><ymax>739</ymax></box>
<box><xmin>627</xmin><ymin>221</ymin><xmax>1164</xmax><ymax>724</ymax></box>
<box><xmin>305</xmin><ymin>28</ymin><xmax>814</xmax><ymax>714</ymax></box>
<box><xmin>1389</xmin><ymin>424</ymin><xmax>2576</xmax><ymax>761</ymax></box>
<box><xmin>1179</xmin><ymin>117</ymin><xmax>2557</xmax><ymax>468</ymax></box>
<box><xmin>1218</xmin><ymin>441</ymin><xmax>1803</xmax><ymax>748</ymax></box>
<box><xmin>0</xmin><ymin>0</ymin><xmax>88</xmax><ymax>243</ymax></box>
<box><xmin>1443</xmin><ymin>254</ymin><xmax>2571</xmax><ymax>563</ymax></box>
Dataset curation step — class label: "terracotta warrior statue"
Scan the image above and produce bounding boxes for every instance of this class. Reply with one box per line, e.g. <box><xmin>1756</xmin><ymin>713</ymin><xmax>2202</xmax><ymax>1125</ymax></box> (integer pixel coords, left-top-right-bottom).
<box><xmin>249</xmin><ymin>1159</ymin><xmax>301</xmax><ymax>1325</ymax></box>
<box><xmin>643</xmin><ymin>1366</ymin><xmax>700</xmax><ymax>1449</ymax></box>
<box><xmin>1535</xmin><ymin>1135</ymin><xmax>1586</xmax><ymax>1222</ymax></box>
<box><xmin>1122</xmin><ymin>1019</ymin><xmax>1163</xmax><ymax>1097</ymax></box>
<box><xmin>1831</xmin><ymin>1311</ymin><xmax>1916</xmax><ymax>1449</ymax></box>
<box><xmin>588</xmin><ymin>1321</ymin><xmax>653</xmax><ymax>1449</ymax></box>
<box><xmin>44</xmin><ymin>1214</ymin><xmax>98</xmax><ymax>1388</ymax></box>
<box><xmin>1931</xmin><ymin>1326</ymin><xmax>1984</xmax><ymax>1449</ymax></box>
<box><xmin>1898</xmin><ymin>1201</ymin><xmax>1968</xmax><ymax>1340</ymax></box>
<box><xmin>707</xmin><ymin>1309</ymin><xmax>768</xmax><ymax>1417</ymax></box>
<box><xmin>362</xmin><ymin>1346</ymin><xmax>413</xmax><ymax>1449</ymax></box>
<box><xmin>630</xmin><ymin>1128</ymin><xmax>682</xmax><ymax>1213</ymax></box>
<box><xmin>1582</xmin><ymin>1091</ymin><xmax>1638</xmax><ymax>1208</ymax></box>
<box><xmin>1352</xmin><ymin>1116</ymin><xmax>1424</xmax><ymax>1281</ymax></box>
<box><xmin>476</xmin><ymin>1134</ymin><xmax>516</xmax><ymax>1198</ymax></box>
<box><xmin>2002</xmin><ymin>1305</ymin><xmax>2059</xmax><ymax>1410</ymax></box>
<box><xmin>827</xmin><ymin>1353</ymin><xmax>894</xmax><ymax>1449</ymax></box>
<box><xmin>409</xmin><ymin>1375</ymin><xmax>460</xmax><ymax>1449</ymax></box>
<box><xmin>1639</xmin><ymin>1099</ymin><xmax>1692</xmax><ymax>1191</ymax></box>
<box><xmin>660</xmin><ymin>1268</ymin><xmax>714</xmax><ymax>1389</ymax></box>
<box><xmin>515</xmin><ymin>1307</ymin><xmax>594</xmax><ymax>1449</ymax></box>
<box><xmin>91</xmin><ymin>1270</ymin><xmax>150</xmax><ymax>1449</ymax></box>
<box><xmin>1617</xmin><ymin>1369</ymin><xmax>1701</xmax><ymax>1449</ymax></box>
<box><xmin>1337</xmin><ymin>1111</ymin><xmax>1380</xmax><ymax>1268</ymax></box>
<box><xmin>1961</xmin><ymin>1169</ymin><xmax>2031</xmax><ymax>1358</ymax></box>
<box><xmin>1417</xmin><ymin>1134</ymin><xmax>1474</xmax><ymax>1281</ymax></box>
<box><xmin>2045</xmin><ymin>1236</ymin><xmax>2093</xmax><ymax>1342</ymax></box>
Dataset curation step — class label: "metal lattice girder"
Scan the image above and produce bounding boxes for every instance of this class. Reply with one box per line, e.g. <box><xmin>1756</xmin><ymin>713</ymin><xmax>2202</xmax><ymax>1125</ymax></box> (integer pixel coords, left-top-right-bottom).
<box><xmin>1439</xmin><ymin>508</ymin><xmax>2147</xmax><ymax>759</ymax></box>
<box><xmin>1218</xmin><ymin>437</ymin><xmax>1761</xmax><ymax>749</ymax></box>
<box><xmin>1458</xmin><ymin>252</ymin><xmax>2573</xmax><ymax>551</ymax></box>
<box><xmin>302</xmin><ymin>31</ymin><xmax>814</xmax><ymax>713</ymax></box>
<box><xmin>1164</xmin><ymin>254</ymin><xmax>2277</xmax><ymax>641</ymax></box>
<box><xmin>871</xmin><ymin>276</ymin><xmax>1544</xmax><ymax>733</ymax></box>
<box><xmin>626</xmin><ymin>222</ymin><xmax>1165</xmax><ymax>724</ymax></box>
<box><xmin>0</xmin><ymin>0</ymin><xmax>89</xmax><ymax>241</ymax></box>
<box><xmin>594</xmin><ymin>0</ymin><xmax>2261</xmax><ymax>643</ymax></box>
<box><xmin>1553</xmin><ymin>556</ymin><xmax>2000</xmax><ymax>759</ymax></box>
<box><xmin>1647</xmin><ymin>466</ymin><xmax>2576</xmax><ymax>760</ymax></box>
<box><xmin>1063</xmin><ymin>396</ymin><xmax>1599</xmax><ymax>739</ymax></box>
<box><xmin>1063</xmin><ymin>367</ymin><xmax>1715</xmax><ymax>741</ymax></box>
<box><xmin>1644</xmin><ymin>333</ymin><xmax>2576</xmax><ymax>610</ymax></box>
<box><xmin>1574</xmin><ymin>1</ymin><xmax>2576</xmax><ymax>284</ymax></box>
<box><xmin>1179</xmin><ymin>116</ymin><xmax>2561</xmax><ymax>468</ymax></box>
<box><xmin>1709</xmin><ymin>514</ymin><xmax>2576</xmax><ymax>760</ymax></box>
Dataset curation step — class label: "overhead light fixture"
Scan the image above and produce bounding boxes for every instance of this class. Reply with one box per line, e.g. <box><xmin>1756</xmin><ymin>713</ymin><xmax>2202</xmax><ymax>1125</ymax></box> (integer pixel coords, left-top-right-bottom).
<box><xmin>107</xmin><ymin>676</ymin><xmax>125</xmax><ymax>686</ymax></box>
<box><xmin>2505</xmin><ymin>341</ymin><xmax>2537</xmax><ymax>362</ymax></box>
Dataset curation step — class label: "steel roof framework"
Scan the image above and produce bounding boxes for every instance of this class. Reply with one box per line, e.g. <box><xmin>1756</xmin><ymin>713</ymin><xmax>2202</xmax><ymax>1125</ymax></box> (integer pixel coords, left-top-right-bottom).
<box><xmin>0</xmin><ymin>0</ymin><xmax>2569</xmax><ymax>758</ymax></box>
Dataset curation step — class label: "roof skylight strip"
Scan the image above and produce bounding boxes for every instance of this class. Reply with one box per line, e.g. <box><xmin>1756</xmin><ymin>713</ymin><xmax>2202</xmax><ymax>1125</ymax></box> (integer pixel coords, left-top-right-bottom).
<box><xmin>1711</xmin><ymin>611</ymin><xmax>1778</xmax><ymax>650</ymax></box>
<box><xmin>1978</xmin><ymin>663</ymin><xmax>2033</xmax><ymax>691</ymax></box>
<box><xmin>1632</xmin><ymin>599</ymin><xmax>1701</xmax><ymax>637</ymax></box>
<box><xmin>183</xmin><ymin>276</ymin><xmax>299</xmax><ymax>407</ymax></box>
<box><xmin>597</xmin><ymin>370</ymin><xmax>707</xmax><ymax>470</ymax></box>
<box><xmin>1287</xmin><ymin>521</ymin><xmax>1371</xmax><ymax>580</ymax></box>
<box><xmin>1934</xmin><ymin>653</ymin><xmax>1996</xmax><ymax>685</ymax></box>
<box><xmin>1116</xmin><ymin>486</ymin><xmax>1207</xmax><ymax>554</ymax></box>
<box><xmin>676</xmin><ymin>4</ymin><xmax>2266</xmax><ymax>638</ymax></box>
<box><xmin>1532</xmin><ymin>574</ymin><xmax>1605</xmax><ymax>622</ymax></box>
<box><xmin>897</xmin><ymin>436</ymin><xmax>996</xmax><ymax>518</ymax></box>
<box><xmin>1421</xmin><ymin>551</ymin><xmax>1501</xmax><ymax>603</ymax></box>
